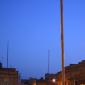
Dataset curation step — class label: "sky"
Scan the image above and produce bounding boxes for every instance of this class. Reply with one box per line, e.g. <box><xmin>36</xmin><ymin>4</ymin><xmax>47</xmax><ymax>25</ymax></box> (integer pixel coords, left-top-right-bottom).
<box><xmin>0</xmin><ymin>0</ymin><xmax>85</xmax><ymax>79</ymax></box>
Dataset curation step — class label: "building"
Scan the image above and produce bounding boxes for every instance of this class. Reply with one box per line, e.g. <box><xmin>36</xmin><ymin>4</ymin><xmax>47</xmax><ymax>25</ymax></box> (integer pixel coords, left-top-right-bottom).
<box><xmin>56</xmin><ymin>60</ymin><xmax>85</xmax><ymax>85</ymax></box>
<box><xmin>0</xmin><ymin>63</ymin><xmax>21</xmax><ymax>85</ymax></box>
<box><xmin>21</xmin><ymin>79</ymin><xmax>30</xmax><ymax>85</ymax></box>
<box><xmin>36</xmin><ymin>79</ymin><xmax>47</xmax><ymax>85</ymax></box>
<box><xmin>21</xmin><ymin>78</ymin><xmax>47</xmax><ymax>85</ymax></box>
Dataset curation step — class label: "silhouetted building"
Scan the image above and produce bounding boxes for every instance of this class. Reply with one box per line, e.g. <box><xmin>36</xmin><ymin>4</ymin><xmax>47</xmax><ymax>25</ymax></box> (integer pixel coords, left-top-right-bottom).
<box><xmin>0</xmin><ymin>62</ymin><xmax>2</xmax><ymax>68</ymax></box>
<box><xmin>21</xmin><ymin>79</ymin><xmax>30</xmax><ymax>85</ymax></box>
<box><xmin>21</xmin><ymin>78</ymin><xmax>47</xmax><ymax>85</ymax></box>
<box><xmin>36</xmin><ymin>79</ymin><xmax>47</xmax><ymax>85</ymax></box>
<box><xmin>29</xmin><ymin>78</ymin><xmax>36</xmax><ymax>85</ymax></box>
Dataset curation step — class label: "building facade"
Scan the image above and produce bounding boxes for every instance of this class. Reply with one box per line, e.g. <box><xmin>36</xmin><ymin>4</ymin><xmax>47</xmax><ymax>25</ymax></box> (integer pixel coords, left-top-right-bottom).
<box><xmin>56</xmin><ymin>60</ymin><xmax>85</xmax><ymax>85</ymax></box>
<box><xmin>0</xmin><ymin>63</ymin><xmax>20</xmax><ymax>85</ymax></box>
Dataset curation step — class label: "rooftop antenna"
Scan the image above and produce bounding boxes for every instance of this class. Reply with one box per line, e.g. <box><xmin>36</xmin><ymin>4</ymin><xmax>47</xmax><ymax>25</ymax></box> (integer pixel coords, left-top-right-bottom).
<box><xmin>48</xmin><ymin>50</ymin><xmax>50</xmax><ymax>73</ymax></box>
<box><xmin>7</xmin><ymin>41</ymin><xmax>9</xmax><ymax>68</ymax></box>
<box><xmin>2</xmin><ymin>47</ymin><xmax>3</xmax><ymax>65</ymax></box>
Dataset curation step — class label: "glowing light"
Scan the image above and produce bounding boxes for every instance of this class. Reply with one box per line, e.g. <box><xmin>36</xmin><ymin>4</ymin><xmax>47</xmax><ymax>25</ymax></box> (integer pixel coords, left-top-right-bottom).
<box><xmin>52</xmin><ymin>78</ymin><xmax>56</xmax><ymax>83</ymax></box>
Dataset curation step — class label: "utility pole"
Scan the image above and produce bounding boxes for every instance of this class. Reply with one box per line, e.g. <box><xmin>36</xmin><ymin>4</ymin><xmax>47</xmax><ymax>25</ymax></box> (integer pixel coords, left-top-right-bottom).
<box><xmin>60</xmin><ymin>0</ymin><xmax>65</xmax><ymax>85</ymax></box>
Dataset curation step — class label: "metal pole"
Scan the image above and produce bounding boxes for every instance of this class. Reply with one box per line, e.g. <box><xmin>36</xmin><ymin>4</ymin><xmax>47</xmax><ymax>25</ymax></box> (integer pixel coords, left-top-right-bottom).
<box><xmin>48</xmin><ymin>50</ymin><xmax>50</xmax><ymax>73</ymax></box>
<box><xmin>60</xmin><ymin>0</ymin><xmax>65</xmax><ymax>85</ymax></box>
<box><xmin>7</xmin><ymin>41</ymin><xmax>9</xmax><ymax>68</ymax></box>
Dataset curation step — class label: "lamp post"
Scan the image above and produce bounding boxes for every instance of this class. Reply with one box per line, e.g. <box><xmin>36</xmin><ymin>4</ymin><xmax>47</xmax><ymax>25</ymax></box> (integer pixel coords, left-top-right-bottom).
<box><xmin>60</xmin><ymin>0</ymin><xmax>65</xmax><ymax>85</ymax></box>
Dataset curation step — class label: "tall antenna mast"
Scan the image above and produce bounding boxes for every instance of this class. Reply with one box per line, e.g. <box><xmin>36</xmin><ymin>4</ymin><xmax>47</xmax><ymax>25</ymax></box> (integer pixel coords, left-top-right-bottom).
<box><xmin>48</xmin><ymin>50</ymin><xmax>50</xmax><ymax>73</ymax></box>
<box><xmin>2</xmin><ymin>47</ymin><xmax>3</xmax><ymax>64</ymax></box>
<box><xmin>7</xmin><ymin>41</ymin><xmax>9</xmax><ymax>68</ymax></box>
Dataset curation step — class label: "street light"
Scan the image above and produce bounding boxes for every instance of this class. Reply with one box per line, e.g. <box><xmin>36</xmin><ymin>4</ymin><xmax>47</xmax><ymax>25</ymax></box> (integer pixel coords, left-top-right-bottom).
<box><xmin>52</xmin><ymin>78</ymin><xmax>56</xmax><ymax>83</ymax></box>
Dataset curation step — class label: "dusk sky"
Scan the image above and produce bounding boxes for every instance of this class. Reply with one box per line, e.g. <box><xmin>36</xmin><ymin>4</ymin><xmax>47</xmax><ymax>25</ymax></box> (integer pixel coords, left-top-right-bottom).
<box><xmin>0</xmin><ymin>0</ymin><xmax>85</xmax><ymax>79</ymax></box>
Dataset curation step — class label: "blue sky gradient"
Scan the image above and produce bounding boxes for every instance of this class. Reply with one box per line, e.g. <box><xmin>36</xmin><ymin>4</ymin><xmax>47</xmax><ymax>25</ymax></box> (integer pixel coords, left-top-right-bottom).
<box><xmin>0</xmin><ymin>0</ymin><xmax>85</xmax><ymax>78</ymax></box>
